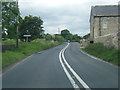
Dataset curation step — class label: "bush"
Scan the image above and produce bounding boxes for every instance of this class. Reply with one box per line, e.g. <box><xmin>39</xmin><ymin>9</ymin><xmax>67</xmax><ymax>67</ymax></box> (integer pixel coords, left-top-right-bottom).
<box><xmin>83</xmin><ymin>43</ymin><xmax>120</xmax><ymax>66</ymax></box>
<box><xmin>54</xmin><ymin>36</ymin><xmax>66</xmax><ymax>43</ymax></box>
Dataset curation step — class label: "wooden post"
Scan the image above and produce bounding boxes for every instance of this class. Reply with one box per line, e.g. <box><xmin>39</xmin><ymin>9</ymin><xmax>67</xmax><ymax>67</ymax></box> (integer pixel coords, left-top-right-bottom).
<box><xmin>16</xmin><ymin>0</ymin><xmax>19</xmax><ymax>48</ymax></box>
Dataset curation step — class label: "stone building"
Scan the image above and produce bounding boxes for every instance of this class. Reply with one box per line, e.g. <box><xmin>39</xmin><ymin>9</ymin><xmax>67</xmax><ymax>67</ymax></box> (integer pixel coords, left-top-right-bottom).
<box><xmin>90</xmin><ymin>5</ymin><xmax>120</xmax><ymax>49</ymax></box>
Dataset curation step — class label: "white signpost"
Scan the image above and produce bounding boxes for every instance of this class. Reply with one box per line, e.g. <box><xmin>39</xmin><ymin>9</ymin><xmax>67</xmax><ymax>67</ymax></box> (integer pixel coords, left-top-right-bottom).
<box><xmin>23</xmin><ymin>35</ymin><xmax>31</xmax><ymax>43</ymax></box>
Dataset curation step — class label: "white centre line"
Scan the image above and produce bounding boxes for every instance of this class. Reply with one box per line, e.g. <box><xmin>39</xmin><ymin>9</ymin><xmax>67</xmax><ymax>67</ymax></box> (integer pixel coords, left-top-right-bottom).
<box><xmin>59</xmin><ymin>43</ymin><xmax>91</xmax><ymax>90</ymax></box>
<box><xmin>59</xmin><ymin>48</ymin><xmax>79</xmax><ymax>89</ymax></box>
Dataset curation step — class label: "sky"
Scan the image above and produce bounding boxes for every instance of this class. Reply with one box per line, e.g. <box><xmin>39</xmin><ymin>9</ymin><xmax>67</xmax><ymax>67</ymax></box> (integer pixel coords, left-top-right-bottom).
<box><xmin>18</xmin><ymin>0</ymin><xmax>119</xmax><ymax>36</ymax></box>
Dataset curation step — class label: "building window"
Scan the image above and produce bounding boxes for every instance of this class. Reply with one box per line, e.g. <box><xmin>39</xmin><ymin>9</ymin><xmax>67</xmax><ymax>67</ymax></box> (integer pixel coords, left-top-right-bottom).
<box><xmin>103</xmin><ymin>23</ymin><xmax>108</xmax><ymax>29</ymax></box>
<box><xmin>102</xmin><ymin>20</ymin><xmax>108</xmax><ymax>29</ymax></box>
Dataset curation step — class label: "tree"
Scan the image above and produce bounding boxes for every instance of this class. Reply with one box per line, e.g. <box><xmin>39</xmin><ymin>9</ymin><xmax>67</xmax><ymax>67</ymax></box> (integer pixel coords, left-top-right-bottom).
<box><xmin>61</xmin><ymin>29</ymin><xmax>71</xmax><ymax>41</ymax></box>
<box><xmin>72</xmin><ymin>34</ymin><xmax>82</xmax><ymax>42</ymax></box>
<box><xmin>83</xmin><ymin>33</ymin><xmax>90</xmax><ymax>39</ymax></box>
<box><xmin>54</xmin><ymin>35</ymin><xmax>65</xmax><ymax>42</ymax></box>
<box><xmin>19</xmin><ymin>15</ymin><xmax>44</xmax><ymax>41</ymax></box>
<box><xmin>45</xmin><ymin>34</ymin><xmax>52</xmax><ymax>40</ymax></box>
<box><xmin>61</xmin><ymin>29</ymin><xmax>82</xmax><ymax>42</ymax></box>
<box><xmin>2</xmin><ymin>1</ymin><xmax>20</xmax><ymax>39</ymax></box>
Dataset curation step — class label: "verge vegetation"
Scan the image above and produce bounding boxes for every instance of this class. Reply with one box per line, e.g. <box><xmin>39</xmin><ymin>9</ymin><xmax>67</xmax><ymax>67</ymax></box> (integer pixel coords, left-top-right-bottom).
<box><xmin>82</xmin><ymin>43</ymin><xmax>120</xmax><ymax>66</ymax></box>
<box><xmin>2</xmin><ymin>39</ymin><xmax>60</xmax><ymax>68</ymax></box>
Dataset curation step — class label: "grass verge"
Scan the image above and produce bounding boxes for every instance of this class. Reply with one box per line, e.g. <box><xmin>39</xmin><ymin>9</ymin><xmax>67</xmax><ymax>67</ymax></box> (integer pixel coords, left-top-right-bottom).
<box><xmin>2</xmin><ymin>39</ymin><xmax>60</xmax><ymax>68</ymax></box>
<box><xmin>82</xmin><ymin>43</ymin><xmax>120</xmax><ymax>66</ymax></box>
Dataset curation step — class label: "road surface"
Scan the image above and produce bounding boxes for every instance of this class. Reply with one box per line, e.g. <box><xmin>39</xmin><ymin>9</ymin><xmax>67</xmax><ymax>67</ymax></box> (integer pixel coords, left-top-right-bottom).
<box><xmin>3</xmin><ymin>42</ymin><xmax>119</xmax><ymax>89</ymax></box>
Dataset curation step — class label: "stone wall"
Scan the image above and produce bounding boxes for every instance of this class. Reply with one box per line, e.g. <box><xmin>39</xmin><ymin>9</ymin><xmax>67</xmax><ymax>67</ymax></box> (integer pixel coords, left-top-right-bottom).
<box><xmin>90</xmin><ymin>16</ymin><xmax>119</xmax><ymax>49</ymax></box>
<box><xmin>80</xmin><ymin>39</ymin><xmax>89</xmax><ymax>48</ymax></box>
<box><xmin>93</xmin><ymin>17</ymin><xmax>100</xmax><ymax>38</ymax></box>
<box><xmin>2</xmin><ymin>45</ymin><xmax>15</xmax><ymax>52</ymax></box>
<box><xmin>94</xmin><ymin>32</ymin><xmax>119</xmax><ymax>49</ymax></box>
<box><xmin>93</xmin><ymin>17</ymin><xmax>118</xmax><ymax>38</ymax></box>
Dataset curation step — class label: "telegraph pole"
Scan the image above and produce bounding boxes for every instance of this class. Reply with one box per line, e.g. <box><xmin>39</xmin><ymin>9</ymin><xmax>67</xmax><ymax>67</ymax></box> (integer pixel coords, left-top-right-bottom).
<box><xmin>16</xmin><ymin>0</ymin><xmax>19</xmax><ymax>48</ymax></box>
<box><xmin>58</xmin><ymin>27</ymin><xmax>60</xmax><ymax>34</ymax></box>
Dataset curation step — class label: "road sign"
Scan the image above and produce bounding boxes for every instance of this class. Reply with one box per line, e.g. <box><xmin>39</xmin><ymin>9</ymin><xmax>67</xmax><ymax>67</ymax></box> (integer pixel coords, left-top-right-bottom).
<box><xmin>23</xmin><ymin>35</ymin><xmax>31</xmax><ymax>37</ymax></box>
<box><xmin>23</xmin><ymin>35</ymin><xmax>31</xmax><ymax>43</ymax></box>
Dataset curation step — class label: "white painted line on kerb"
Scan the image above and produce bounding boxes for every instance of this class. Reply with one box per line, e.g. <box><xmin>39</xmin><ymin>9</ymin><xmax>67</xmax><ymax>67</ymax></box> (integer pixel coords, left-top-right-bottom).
<box><xmin>59</xmin><ymin>43</ymin><xmax>91</xmax><ymax>90</ymax></box>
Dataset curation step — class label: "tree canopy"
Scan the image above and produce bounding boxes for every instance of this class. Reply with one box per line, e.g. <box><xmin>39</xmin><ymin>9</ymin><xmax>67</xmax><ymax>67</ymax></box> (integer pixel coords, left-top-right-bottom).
<box><xmin>2</xmin><ymin>1</ymin><xmax>82</xmax><ymax>43</ymax></box>
<box><xmin>83</xmin><ymin>33</ymin><xmax>90</xmax><ymax>39</ymax></box>
<box><xmin>61</xmin><ymin>29</ymin><xmax>72</xmax><ymax>40</ymax></box>
<box><xmin>61</xmin><ymin>29</ymin><xmax>82</xmax><ymax>42</ymax></box>
<box><xmin>19</xmin><ymin>15</ymin><xmax>44</xmax><ymax>41</ymax></box>
<box><xmin>2</xmin><ymin>2</ymin><xmax>44</xmax><ymax>41</ymax></box>
<box><xmin>2</xmin><ymin>1</ymin><xmax>20</xmax><ymax>39</ymax></box>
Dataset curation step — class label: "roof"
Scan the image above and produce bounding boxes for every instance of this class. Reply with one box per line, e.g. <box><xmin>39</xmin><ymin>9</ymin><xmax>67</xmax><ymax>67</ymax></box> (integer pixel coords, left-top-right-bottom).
<box><xmin>91</xmin><ymin>5</ymin><xmax>118</xmax><ymax>17</ymax></box>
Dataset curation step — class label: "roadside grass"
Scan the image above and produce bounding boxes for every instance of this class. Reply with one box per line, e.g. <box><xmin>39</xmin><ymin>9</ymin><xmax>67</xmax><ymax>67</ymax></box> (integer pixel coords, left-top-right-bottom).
<box><xmin>2</xmin><ymin>39</ymin><xmax>16</xmax><ymax>45</ymax></box>
<box><xmin>2</xmin><ymin>39</ymin><xmax>60</xmax><ymax>68</ymax></box>
<box><xmin>82</xmin><ymin>43</ymin><xmax>120</xmax><ymax>66</ymax></box>
<box><xmin>0</xmin><ymin>53</ymin><xmax>2</xmax><ymax>69</ymax></box>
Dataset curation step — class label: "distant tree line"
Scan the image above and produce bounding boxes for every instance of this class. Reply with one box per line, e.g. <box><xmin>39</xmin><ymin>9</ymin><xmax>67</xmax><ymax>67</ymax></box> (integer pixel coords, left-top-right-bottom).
<box><xmin>61</xmin><ymin>29</ymin><xmax>82</xmax><ymax>42</ymax></box>
<box><xmin>82</xmin><ymin>33</ymin><xmax>90</xmax><ymax>39</ymax></box>
<box><xmin>2</xmin><ymin>1</ymin><xmax>85</xmax><ymax>43</ymax></box>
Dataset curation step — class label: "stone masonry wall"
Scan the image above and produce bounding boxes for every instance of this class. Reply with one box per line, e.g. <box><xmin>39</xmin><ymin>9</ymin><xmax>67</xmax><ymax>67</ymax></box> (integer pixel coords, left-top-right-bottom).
<box><xmin>91</xmin><ymin>16</ymin><xmax>119</xmax><ymax>49</ymax></box>
<box><xmin>93</xmin><ymin>17</ymin><xmax>118</xmax><ymax>38</ymax></box>
<box><xmin>94</xmin><ymin>33</ymin><xmax>119</xmax><ymax>49</ymax></box>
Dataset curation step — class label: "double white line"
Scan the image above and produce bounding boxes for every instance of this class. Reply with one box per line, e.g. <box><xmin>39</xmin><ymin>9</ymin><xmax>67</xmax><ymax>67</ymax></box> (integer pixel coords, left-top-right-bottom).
<box><xmin>59</xmin><ymin>43</ymin><xmax>91</xmax><ymax>90</ymax></box>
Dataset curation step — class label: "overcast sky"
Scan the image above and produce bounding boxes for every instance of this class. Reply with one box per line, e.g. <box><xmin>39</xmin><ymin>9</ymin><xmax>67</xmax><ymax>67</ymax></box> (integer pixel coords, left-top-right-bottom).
<box><xmin>18</xmin><ymin>0</ymin><xmax>119</xmax><ymax>36</ymax></box>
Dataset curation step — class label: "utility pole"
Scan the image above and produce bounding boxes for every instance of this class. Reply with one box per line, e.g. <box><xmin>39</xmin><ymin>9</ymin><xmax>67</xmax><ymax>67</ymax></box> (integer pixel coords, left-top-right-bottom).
<box><xmin>16</xmin><ymin>0</ymin><xmax>19</xmax><ymax>48</ymax></box>
<box><xmin>58</xmin><ymin>27</ymin><xmax>60</xmax><ymax>34</ymax></box>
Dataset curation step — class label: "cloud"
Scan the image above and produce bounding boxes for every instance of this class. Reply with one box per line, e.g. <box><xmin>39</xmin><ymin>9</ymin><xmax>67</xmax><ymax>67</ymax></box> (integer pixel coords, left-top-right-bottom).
<box><xmin>19</xmin><ymin>0</ymin><xmax>119</xmax><ymax>36</ymax></box>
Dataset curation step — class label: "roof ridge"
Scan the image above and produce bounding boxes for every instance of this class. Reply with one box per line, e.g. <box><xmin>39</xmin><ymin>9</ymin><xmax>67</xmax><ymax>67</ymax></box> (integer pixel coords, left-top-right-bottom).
<box><xmin>94</xmin><ymin>5</ymin><xmax>118</xmax><ymax>7</ymax></box>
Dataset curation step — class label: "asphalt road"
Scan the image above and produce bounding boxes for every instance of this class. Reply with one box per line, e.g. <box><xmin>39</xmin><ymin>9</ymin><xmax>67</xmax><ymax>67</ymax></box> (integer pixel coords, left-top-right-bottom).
<box><xmin>3</xmin><ymin>42</ymin><xmax>119</xmax><ymax>89</ymax></box>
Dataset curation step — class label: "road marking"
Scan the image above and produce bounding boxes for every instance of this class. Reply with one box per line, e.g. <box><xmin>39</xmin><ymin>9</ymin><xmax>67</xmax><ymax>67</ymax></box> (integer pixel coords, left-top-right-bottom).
<box><xmin>59</xmin><ymin>43</ymin><xmax>91</xmax><ymax>90</ymax></box>
<box><xmin>59</xmin><ymin>48</ymin><xmax>79</xmax><ymax>89</ymax></box>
